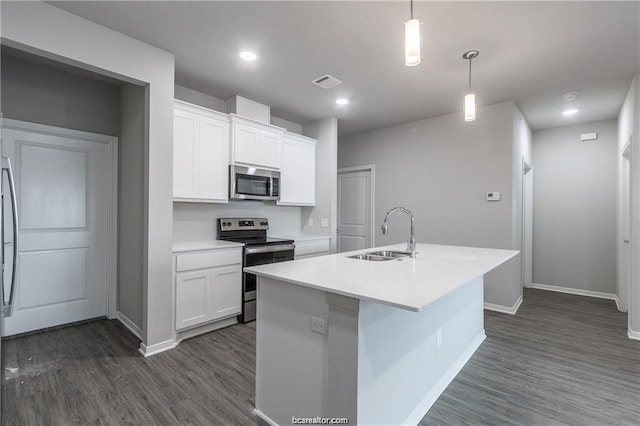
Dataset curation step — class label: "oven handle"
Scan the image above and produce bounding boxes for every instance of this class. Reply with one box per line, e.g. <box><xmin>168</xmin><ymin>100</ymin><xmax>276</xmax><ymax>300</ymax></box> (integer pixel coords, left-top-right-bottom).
<box><xmin>245</xmin><ymin>244</ymin><xmax>295</xmax><ymax>255</ymax></box>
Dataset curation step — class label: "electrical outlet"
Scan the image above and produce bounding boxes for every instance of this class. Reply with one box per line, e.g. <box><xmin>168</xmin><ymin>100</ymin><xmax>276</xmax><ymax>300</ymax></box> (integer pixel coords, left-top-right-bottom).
<box><xmin>321</xmin><ymin>218</ymin><xmax>329</xmax><ymax>228</ymax></box>
<box><xmin>308</xmin><ymin>217</ymin><xmax>314</xmax><ymax>227</ymax></box>
<box><xmin>437</xmin><ymin>328</ymin><xmax>442</xmax><ymax>348</ymax></box>
<box><xmin>310</xmin><ymin>316</ymin><xmax>327</xmax><ymax>335</ymax></box>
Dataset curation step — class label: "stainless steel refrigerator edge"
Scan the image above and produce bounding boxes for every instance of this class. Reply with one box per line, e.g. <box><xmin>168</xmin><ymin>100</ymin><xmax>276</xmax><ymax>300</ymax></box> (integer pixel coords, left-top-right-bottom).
<box><xmin>1</xmin><ymin>156</ymin><xmax>20</xmax><ymax>424</ymax></box>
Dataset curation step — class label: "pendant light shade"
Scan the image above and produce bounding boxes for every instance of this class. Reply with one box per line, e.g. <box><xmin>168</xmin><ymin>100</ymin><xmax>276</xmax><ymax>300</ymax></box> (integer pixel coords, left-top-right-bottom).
<box><xmin>404</xmin><ymin>0</ymin><xmax>421</xmax><ymax>67</ymax></box>
<box><xmin>405</xmin><ymin>18</ymin><xmax>421</xmax><ymax>66</ymax></box>
<box><xmin>464</xmin><ymin>92</ymin><xmax>476</xmax><ymax>122</ymax></box>
<box><xmin>462</xmin><ymin>50</ymin><xmax>479</xmax><ymax>122</ymax></box>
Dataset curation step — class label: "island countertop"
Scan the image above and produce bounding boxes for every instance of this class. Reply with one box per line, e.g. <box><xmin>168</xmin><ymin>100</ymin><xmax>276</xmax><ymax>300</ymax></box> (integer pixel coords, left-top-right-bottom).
<box><xmin>244</xmin><ymin>243</ymin><xmax>518</xmax><ymax>312</ymax></box>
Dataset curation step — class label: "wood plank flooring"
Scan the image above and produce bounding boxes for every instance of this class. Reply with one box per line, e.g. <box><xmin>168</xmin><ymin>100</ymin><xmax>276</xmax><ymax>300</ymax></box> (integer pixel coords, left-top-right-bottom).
<box><xmin>2</xmin><ymin>288</ymin><xmax>639</xmax><ymax>425</ymax></box>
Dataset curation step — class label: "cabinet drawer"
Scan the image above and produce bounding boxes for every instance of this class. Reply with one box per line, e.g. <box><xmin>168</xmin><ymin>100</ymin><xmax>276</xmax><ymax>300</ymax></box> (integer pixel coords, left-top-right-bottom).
<box><xmin>176</xmin><ymin>248</ymin><xmax>242</xmax><ymax>272</ymax></box>
<box><xmin>295</xmin><ymin>239</ymin><xmax>330</xmax><ymax>258</ymax></box>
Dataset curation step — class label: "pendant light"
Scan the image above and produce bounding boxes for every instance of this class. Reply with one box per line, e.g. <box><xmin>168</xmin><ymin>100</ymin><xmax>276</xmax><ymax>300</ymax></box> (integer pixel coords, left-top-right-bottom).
<box><xmin>405</xmin><ymin>0</ymin><xmax>421</xmax><ymax>66</ymax></box>
<box><xmin>462</xmin><ymin>50</ymin><xmax>479</xmax><ymax>122</ymax></box>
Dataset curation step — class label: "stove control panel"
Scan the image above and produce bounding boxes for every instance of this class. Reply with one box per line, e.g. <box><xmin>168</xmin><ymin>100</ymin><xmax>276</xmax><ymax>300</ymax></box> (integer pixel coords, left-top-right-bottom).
<box><xmin>218</xmin><ymin>218</ymin><xmax>269</xmax><ymax>231</ymax></box>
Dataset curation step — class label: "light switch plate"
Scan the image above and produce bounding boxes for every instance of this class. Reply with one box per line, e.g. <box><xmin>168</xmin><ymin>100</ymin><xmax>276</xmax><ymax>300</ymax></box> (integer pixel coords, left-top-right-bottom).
<box><xmin>308</xmin><ymin>217</ymin><xmax>314</xmax><ymax>227</ymax></box>
<box><xmin>486</xmin><ymin>192</ymin><xmax>501</xmax><ymax>201</ymax></box>
<box><xmin>321</xmin><ymin>218</ymin><xmax>329</xmax><ymax>227</ymax></box>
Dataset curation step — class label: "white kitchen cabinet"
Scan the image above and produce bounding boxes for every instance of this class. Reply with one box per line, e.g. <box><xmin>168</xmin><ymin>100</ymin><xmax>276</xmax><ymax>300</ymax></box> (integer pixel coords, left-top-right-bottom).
<box><xmin>173</xmin><ymin>100</ymin><xmax>229</xmax><ymax>202</ymax></box>
<box><xmin>174</xmin><ymin>247</ymin><xmax>242</xmax><ymax>331</ymax></box>
<box><xmin>230</xmin><ymin>114</ymin><xmax>284</xmax><ymax>169</ymax></box>
<box><xmin>278</xmin><ymin>132</ymin><xmax>317</xmax><ymax>206</ymax></box>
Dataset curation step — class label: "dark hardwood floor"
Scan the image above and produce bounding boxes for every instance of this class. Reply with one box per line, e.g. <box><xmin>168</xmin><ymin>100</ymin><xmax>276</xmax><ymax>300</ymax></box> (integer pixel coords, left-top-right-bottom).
<box><xmin>2</xmin><ymin>288</ymin><xmax>639</xmax><ymax>425</ymax></box>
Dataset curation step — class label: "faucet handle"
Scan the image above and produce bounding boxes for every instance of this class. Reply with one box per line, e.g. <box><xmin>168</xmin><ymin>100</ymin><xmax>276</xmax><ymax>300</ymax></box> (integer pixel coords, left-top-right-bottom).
<box><xmin>381</xmin><ymin>223</ymin><xmax>388</xmax><ymax>234</ymax></box>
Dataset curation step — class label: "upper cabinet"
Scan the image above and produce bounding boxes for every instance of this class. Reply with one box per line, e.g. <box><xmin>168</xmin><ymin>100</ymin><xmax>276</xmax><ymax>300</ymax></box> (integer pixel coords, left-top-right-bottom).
<box><xmin>230</xmin><ymin>114</ymin><xmax>284</xmax><ymax>170</ymax></box>
<box><xmin>278</xmin><ymin>132</ymin><xmax>317</xmax><ymax>206</ymax></box>
<box><xmin>173</xmin><ymin>100</ymin><xmax>229</xmax><ymax>203</ymax></box>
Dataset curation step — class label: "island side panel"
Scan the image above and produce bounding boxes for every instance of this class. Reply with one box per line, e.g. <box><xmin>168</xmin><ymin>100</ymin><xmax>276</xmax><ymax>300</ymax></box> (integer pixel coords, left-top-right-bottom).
<box><xmin>357</xmin><ymin>276</ymin><xmax>486</xmax><ymax>425</ymax></box>
<box><xmin>255</xmin><ymin>276</ymin><xmax>329</xmax><ymax>426</ymax></box>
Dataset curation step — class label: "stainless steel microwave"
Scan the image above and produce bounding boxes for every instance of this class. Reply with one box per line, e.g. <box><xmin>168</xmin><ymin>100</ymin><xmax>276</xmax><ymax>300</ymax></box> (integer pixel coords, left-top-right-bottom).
<box><xmin>230</xmin><ymin>165</ymin><xmax>280</xmax><ymax>201</ymax></box>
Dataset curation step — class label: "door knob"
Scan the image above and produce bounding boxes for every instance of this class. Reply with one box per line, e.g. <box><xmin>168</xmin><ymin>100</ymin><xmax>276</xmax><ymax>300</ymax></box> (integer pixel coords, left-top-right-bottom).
<box><xmin>624</xmin><ymin>240</ymin><xmax>630</xmax><ymax>243</ymax></box>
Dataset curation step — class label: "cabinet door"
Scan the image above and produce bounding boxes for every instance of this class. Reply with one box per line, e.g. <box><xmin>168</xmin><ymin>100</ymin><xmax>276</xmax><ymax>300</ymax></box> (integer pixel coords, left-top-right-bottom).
<box><xmin>199</xmin><ymin>117</ymin><xmax>229</xmax><ymax>201</ymax></box>
<box><xmin>176</xmin><ymin>270</ymin><xmax>211</xmax><ymax>330</ymax></box>
<box><xmin>258</xmin><ymin>130</ymin><xmax>282</xmax><ymax>169</ymax></box>
<box><xmin>173</xmin><ymin>110</ymin><xmax>198</xmax><ymax>198</ymax></box>
<box><xmin>233</xmin><ymin>123</ymin><xmax>259</xmax><ymax>165</ymax></box>
<box><xmin>297</xmin><ymin>142</ymin><xmax>316</xmax><ymax>205</ymax></box>
<box><xmin>211</xmin><ymin>265</ymin><xmax>242</xmax><ymax>320</ymax></box>
<box><xmin>278</xmin><ymin>138</ymin><xmax>297</xmax><ymax>204</ymax></box>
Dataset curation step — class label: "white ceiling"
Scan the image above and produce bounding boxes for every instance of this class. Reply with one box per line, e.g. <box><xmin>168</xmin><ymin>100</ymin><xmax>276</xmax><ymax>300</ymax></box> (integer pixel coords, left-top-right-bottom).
<box><xmin>49</xmin><ymin>1</ymin><xmax>640</xmax><ymax>136</ymax></box>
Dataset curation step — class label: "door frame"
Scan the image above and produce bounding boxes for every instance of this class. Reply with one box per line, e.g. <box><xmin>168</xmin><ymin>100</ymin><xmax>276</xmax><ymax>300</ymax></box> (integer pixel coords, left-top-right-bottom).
<box><xmin>619</xmin><ymin>138</ymin><xmax>632</xmax><ymax>313</ymax></box>
<box><xmin>337</xmin><ymin>164</ymin><xmax>376</xmax><ymax>249</ymax></box>
<box><xmin>1</xmin><ymin>118</ymin><xmax>119</xmax><ymax>320</ymax></box>
<box><xmin>521</xmin><ymin>158</ymin><xmax>533</xmax><ymax>288</ymax></box>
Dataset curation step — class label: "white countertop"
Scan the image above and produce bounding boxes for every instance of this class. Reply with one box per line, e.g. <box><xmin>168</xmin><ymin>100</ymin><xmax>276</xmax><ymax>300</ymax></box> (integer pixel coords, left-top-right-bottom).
<box><xmin>244</xmin><ymin>243</ymin><xmax>518</xmax><ymax>312</ymax></box>
<box><xmin>173</xmin><ymin>240</ymin><xmax>244</xmax><ymax>253</ymax></box>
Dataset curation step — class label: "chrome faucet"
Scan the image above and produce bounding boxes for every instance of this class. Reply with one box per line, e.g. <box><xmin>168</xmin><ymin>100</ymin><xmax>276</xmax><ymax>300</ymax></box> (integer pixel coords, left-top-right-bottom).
<box><xmin>381</xmin><ymin>206</ymin><xmax>416</xmax><ymax>258</ymax></box>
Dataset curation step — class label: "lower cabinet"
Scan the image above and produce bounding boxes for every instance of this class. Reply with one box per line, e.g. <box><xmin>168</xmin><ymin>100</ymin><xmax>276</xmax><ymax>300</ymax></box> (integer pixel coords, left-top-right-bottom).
<box><xmin>175</xmin><ymin>248</ymin><xmax>242</xmax><ymax>331</ymax></box>
<box><xmin>294</xmin><ymin>238</ymin><xmax>331</xmax><ymax>259</ymax></box>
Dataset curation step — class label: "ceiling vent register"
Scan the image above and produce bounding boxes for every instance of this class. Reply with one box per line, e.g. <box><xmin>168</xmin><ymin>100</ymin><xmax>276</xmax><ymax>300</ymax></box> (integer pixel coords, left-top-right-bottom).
<box><xmin>311</xmin><ymin>74</ymin><xmax>343</xmax><ymax>89</ymax></box>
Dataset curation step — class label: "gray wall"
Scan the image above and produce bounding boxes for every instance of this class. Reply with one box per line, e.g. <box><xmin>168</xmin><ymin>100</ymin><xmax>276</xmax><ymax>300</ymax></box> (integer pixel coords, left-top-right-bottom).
<box><xmin>338</xmin><ymin>101</ymin><xmax>523</xmax><ymax>309</ymax></box>
<box><xmin>1</xmin><ymin>48</ymin><xmax>121</xmax><ymax>136</ymax></box>
<box><xmin>118</xmin><ymin>84</ymin><xmax>145</xmax><ymax>331</ymax></box>
<box><xmin>532</xmin><ymin>120</ymin><xmax>618</xmax><ymax>294</ymax></box>
<box><xmin>3</xmin><ymin>1</ymin><xmax>176</xmax><ymax>354</ymax></box>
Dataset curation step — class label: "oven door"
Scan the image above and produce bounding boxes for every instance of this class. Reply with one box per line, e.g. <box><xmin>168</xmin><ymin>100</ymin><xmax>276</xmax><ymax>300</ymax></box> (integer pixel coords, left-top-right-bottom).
<box><xmin>243</xmin><ymin>244</ymin><xmax>295</xmax><ymax>300</ymax></box>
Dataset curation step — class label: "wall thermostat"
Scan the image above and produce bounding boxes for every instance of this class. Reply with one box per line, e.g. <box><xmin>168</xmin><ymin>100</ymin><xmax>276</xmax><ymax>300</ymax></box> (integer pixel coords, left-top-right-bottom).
<box><xmin>486</xmin><ymin>192</ymin><xmax>501</xmax><ymax>201</ymax></box>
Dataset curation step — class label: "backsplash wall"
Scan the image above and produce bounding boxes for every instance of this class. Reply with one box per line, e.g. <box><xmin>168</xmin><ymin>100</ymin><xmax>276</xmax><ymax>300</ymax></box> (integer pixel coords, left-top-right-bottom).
<box><xmin>173</xmin><ymin>202</ymin><xmax>302</xmax><ymax>243</ymax></box>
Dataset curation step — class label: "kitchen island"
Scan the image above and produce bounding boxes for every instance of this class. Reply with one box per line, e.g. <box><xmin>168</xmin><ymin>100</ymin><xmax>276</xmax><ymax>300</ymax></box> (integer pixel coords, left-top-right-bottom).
<box><xmin>245</xmin><ymin>243</ymin><xmax>518</xmax><ymax>426</ymax></box>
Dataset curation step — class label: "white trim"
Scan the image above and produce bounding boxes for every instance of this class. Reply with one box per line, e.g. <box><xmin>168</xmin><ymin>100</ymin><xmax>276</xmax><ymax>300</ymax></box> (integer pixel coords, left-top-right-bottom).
<box><xmin>116</xmin><ymin>311</ymin><xmax>143</xmax><ymax>340</ymax></box>
<box><xmin>484</xmin><ymin>294</ymin><xmax>523</xmax><ymax>315</ymax></box>
<box><xmin>403</xmin><ymin>331</ymin><xmax>486</xmax><ymax>425</ymax></box>
<box><xmin>0</xmin><ymin>118</ymin><xmax>117</xmax><ymax>144</ymax></box>
<box><xmin>621</xmin><ymin>138</ymin><xmax>631</xmax><ymax>158</ymax></box>
<box><xmin>175</xmin><ymin>317</ymin><xmax>238</xmax><ymax>343</ymax></box>
<box><xmin>138</xmin><ymin>338</ymin><xmax>177</xmax><ymax>357</ymax></box>
<box><xmin>628</xmin><ymin>328</ymin><xmax>640</xmax><ymax>341</ymax></box>
<box><xmin>253</xmin><ymin>409</ymin><xmax>279</xmax><ymax>426</ymax></box>
<box><xmin>337</xmin><ymin>164</ymin><xmax>376</xmax><ymax>248</ymax></box>
<box><xmin>614</xmin><ymin>295</ymin><xmax>623</xmax><ymax>312</ymax></box>
<box><xmin>531</xmin><ymin>283</ymin><xmax>618</xmax><ymax>301</ymax></box>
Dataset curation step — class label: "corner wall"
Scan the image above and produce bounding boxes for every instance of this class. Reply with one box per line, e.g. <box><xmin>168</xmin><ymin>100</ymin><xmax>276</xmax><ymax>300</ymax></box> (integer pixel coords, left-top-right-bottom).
<box><xmin>338</xmin><ymin>102</ymin><xmax>522</xmax><ymax>310</ymax></box>
<box><xmin>1</xmin><ymin>1</ymin><xmax>176</xmax><ymax>354</ymax></box>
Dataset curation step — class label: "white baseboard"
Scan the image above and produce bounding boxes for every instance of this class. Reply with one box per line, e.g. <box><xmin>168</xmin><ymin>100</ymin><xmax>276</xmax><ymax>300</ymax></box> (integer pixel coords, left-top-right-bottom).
<box><xmin>403</xmin><ymin>331</ymin><xmax>486</xmax><ymax>425</ymax></box>
<box><xmin>614</xmin><ymin>295</ymin><xmax>622</xmax><ymax>311</ymax></box>
<box><xmin>176</xmin><ymin>317</ymin><xmax>237</xmax><ymax>344</ymax></box>
<box><xmin>531</xmin><ymin>283</ymin><xmax>618</xmax><ymax>302</ymax></box>
<box><xmin>116</xmin><ymin>311</ymin><xmax>143</xmax><ymax>340</ymax></box>
<box><xmin>138</xmin><ymin>338</ymin><xmax>176</xmax><ymax>357</ymax></box>
<box><xmin>629</xmin><ymin>328</ymin><xmax>640</xmax><ymax>341</ymax></box>
<box><xmin>484</xmin><ymin>294</ymin><xmax>523</xmax><ymax>315</ymax></box>
<box><xmin>253</xmin><ymin>409</ymin><xmax>279</xmax><ymax>426</ymax></box>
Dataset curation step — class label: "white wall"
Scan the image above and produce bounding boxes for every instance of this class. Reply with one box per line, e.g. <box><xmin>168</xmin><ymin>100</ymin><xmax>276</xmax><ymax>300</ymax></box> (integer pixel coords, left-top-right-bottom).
<box><xmin>532</xmin><ymin>120</ymin><xmax>618</xmax><ymax>294</ymax></box>
<box><xmin>173</xmin><ymin>201</ymin><xmax>302</xmax><ymax>244</ymax></box>
<box><xmin>2</xmin><ymin>1</ymin><xmax>176</xmax><ymax>354</ymax></box>
<box><xmin>338</xmin><ymin>102</ymin><xmax>523</xmax><ymax>309</ymax></box>
<box><xmin>1</xmin><ymin>49</ymin><xmax>121</xmax><ymax>136</ymax></box>
<box><xmin>118</xmin><ymin>84</ymin><xmax>145</xmax><ymax>332</ymax></box>
<box><xmin>618</xmin><ymin>74</ymin><xmax>640</xmax><ymax>338</ymax></box>
<box><xmin>303</xmin><ymin>118</ymin><xmax>339</xmax><ymax>251</ymax></box>
<box><xmin>175</xmin><ymin>84</ymin><xmax>226</xmax><ymax>113</ymax></box>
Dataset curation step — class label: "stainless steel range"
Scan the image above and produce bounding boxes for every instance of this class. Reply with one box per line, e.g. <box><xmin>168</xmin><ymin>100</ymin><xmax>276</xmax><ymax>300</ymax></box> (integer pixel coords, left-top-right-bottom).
<box><xmin>217</xmin><ymin>218</ymin><xmax>295</xmax><ymax>323</ymax></box>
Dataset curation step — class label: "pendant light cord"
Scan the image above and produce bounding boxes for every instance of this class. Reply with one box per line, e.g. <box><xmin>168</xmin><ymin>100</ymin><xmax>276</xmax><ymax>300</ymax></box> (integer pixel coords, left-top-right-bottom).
<box><xmin>410</xmin><ymin>0</ymin><xmax>414</xmax><ymax>19</ymax></box>
<box><xmin>468</xmin><ymin>57</ymin><xmax>472</xmax><ymax>91</ymax></box>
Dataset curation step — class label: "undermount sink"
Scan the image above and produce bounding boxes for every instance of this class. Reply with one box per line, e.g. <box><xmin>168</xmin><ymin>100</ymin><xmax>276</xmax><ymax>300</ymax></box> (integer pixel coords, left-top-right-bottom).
<box><xmin>347</xmin><ymin>250</ymin><xmax>411</xmax><ymax>261</ymax></box>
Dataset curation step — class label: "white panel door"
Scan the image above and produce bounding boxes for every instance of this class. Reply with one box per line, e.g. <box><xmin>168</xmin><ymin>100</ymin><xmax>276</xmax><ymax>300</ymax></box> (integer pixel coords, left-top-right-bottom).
<box><xmin>2</xmin><ymin>127</ymin><xmax>112</xmax><ymax>336</ymax></box>
<box><xmin>198</xmin><ymin>116</ymin><xmax>229</xmax><ymax>201</ymax></box>
<box><xmin>175</xmin><ymin>270</ymin><xmax>211</xmax><ymax>330</ymax></box>
<box><xmin>257</xmin><ymin>130</ymin><xmax>281</xmax><ymax>169</ymax></box>
<box><xmin>278</xmin><ymin>138</ymin><xmax>297</xmax><ymax>204</ymax></box>
<box><xmin>210</xmin><ymin>265</ymin><xmax>242</xmax><ymax>320</ymax></box>
<box><xmin>233</xmin><ymin>123</ymin><xmax>259</xmax><ymax>165</ymax></box>
<box><xmin>297</xmin><ymin>142</ymin><xmax>316</xmax><ymax>205</ymax></box>
<box><xmin>173</xmin><ymin>110</ymin><xmax>198</xmax><ymax>198</ymax></box>
<box><xmin>337</xmin><ymin>169</ymin><xmax>372</xmax><ymax>252</ymax></box>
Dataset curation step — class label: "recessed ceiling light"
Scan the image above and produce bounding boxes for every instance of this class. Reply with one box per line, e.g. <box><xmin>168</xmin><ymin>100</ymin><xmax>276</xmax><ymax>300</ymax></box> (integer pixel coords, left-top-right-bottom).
<box><xmin>336</xmin><ymin>98</ymin><xmax>349</xmax><ymax>106</ymax></box>
<box><xmin>239</xmin><ymin>51</ymin><xmax>257</xmax><ymax>61</ymax></box>
<box><xmin>562</xmin><ymin>92</ymin><xmax>579</xmax><ymax>101</ymax></box>
<box><xmin>563</xmin><ymin>108</ymin><xmax>579</xmax><ymax>116</ymax></box>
